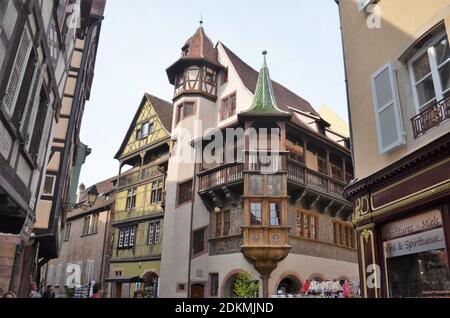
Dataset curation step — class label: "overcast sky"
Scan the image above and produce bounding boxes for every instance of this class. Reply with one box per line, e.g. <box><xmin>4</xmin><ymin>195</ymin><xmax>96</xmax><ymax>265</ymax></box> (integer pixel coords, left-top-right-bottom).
<box><xmin>78</xmin><ymin>0</ymin><xmax>347</xmax><ymax>188</ymax></box>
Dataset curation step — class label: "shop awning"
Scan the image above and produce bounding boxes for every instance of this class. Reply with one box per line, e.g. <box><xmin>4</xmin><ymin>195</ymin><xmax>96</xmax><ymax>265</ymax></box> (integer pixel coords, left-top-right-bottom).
<box><xmin>105</xmin><ymin>276</ymin><xmax>145</xmax><ymax>283</ymax></box>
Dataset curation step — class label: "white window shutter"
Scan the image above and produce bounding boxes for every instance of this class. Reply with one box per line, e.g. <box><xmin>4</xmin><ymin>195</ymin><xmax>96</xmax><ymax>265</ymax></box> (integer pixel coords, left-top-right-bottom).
<box><xmin>2</xmin><ymin>28</ymin><xmax>32</xmax><ymax>116</ymax></box>
<box><xmin>371</xmin><ymin>64</ymin><xmax>405</xmax><ymax>154</ymax></box>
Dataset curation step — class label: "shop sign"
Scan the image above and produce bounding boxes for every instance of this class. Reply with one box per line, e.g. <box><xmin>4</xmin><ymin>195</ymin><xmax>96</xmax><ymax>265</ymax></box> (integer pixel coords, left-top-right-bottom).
<box><xmin>384</xmin><ymin>228</ymin><xmax>446</xmax><ymax>258</ymax></box>
<box><xmin>381</xmin><ymin>210</ymin><xmax>442</xmax><ymax>241</ymax></box>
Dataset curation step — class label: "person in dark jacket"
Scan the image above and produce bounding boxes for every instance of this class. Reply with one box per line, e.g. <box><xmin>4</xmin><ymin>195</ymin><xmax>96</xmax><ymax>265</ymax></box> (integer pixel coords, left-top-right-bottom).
<box><xmin>41</xmin><ymin>285</ymin><xmax>55</xmax><ymax>298</ymax></box>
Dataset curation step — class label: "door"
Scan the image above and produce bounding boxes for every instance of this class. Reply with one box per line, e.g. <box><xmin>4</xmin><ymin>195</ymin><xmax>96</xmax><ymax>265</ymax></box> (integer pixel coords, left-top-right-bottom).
<box><xmin>191</xmin><ymin>284</ymin><xmax>205</xmax><ymax>298</ymax></box>
<box><xmin>115</xmin><ymin>283</ymin><xmax>123</xmax><ymax>298</ymax></box>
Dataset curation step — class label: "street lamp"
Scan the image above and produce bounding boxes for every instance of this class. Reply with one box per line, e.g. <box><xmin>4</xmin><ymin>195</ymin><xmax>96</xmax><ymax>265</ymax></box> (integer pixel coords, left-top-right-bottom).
<box><xmin>63</xmin><ymin>185</ymin><xmax>98</xmax><ymax>212</ymax></box>
<box><xmin>86</xmin><ymin>185</ymin><xmax>99</xmax><ymax>207</ymax></box>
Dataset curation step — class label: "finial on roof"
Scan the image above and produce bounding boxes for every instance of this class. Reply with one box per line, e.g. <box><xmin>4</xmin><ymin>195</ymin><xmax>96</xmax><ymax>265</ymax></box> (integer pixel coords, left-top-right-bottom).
<box><xmin>241</xmin><ymin>51</ymin><xmax>289</xmax><ymax>115</ymax></box>
<box><xmin>199</xmin><ymin>13</ymin><xmax>203</xmax><ymax>26</ymax></box>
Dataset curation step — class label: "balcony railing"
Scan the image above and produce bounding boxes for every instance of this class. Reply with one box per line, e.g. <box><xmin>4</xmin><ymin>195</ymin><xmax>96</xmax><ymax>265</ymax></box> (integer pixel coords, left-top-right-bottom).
<box><xmin>287</xmin><ymin>160</ymin><xmax>348</xmax><ymax>199</ymax></box>
<box><xmin>198</xmin><ymin>158</ymin><xmax>349</xmax><ymax>200</ymax></box>
<box><xmin>199</xmin><ymin>163</ymin><xmax>244</xmax><ymax>192</ymax></box>
<box><xmin>412</xmin><ymin>97</ymin><xmax>450</xmax><ymax>138</ymax></box>
<box><xmin>248</xmin><ymin>153</ymin><xmax>285</xmax><ymax>174</ymax></box>
<box><xmin>118</xmin><ymin>164</ymin><xmax>163</xmax><ymax>188</ymax></box>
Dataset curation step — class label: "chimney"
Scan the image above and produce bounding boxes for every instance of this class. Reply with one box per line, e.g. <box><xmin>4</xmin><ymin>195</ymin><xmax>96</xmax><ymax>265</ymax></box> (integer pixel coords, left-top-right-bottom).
<box><xmin>77</xmin><ymin>183</ymin><xmax>86</xmax><ymax>204</ymax></box>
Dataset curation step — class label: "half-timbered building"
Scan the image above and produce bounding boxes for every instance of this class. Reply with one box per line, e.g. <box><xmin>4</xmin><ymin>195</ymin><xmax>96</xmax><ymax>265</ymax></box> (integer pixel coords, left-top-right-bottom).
<box><xmin>0</xmin><ymin>0</ymin><xmax>106</xmax><ymax>297</ymax></box>
<box><xmin>159</xmin><ymin>24</ymin><xmax>359</xmax><ymax>298</ymax></box>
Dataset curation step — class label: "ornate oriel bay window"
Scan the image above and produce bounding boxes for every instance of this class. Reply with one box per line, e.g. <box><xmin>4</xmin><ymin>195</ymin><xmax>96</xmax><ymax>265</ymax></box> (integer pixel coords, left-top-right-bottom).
<box><xmin>174</xmin><ymin>65</ymin><xmax>218</xmax><ymax>98</ymax></box>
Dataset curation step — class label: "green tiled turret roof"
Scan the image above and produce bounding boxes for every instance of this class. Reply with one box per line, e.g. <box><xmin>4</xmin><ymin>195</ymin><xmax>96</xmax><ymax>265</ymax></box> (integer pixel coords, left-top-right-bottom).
<box><xmin>243</xmin><ymin>51</ymin><xmax>290</xmax><ymax>115</ymax></box>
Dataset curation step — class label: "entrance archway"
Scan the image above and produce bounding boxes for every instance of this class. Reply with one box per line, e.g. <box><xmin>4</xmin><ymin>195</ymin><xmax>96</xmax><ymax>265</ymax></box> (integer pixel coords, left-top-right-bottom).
<box><xmin>142</xmin><ymin>272</ymin><xmax>159</xmax><ymax>298</ymax></box>
<box><xmin>277</xmin><ymin>276</ymin><xmax>301</xmax><ymax>295</ymax></box>
<box><xmin>223</xmin><ymin>273</ymin><xmax>240</xmax><ymax>298</ymax></box>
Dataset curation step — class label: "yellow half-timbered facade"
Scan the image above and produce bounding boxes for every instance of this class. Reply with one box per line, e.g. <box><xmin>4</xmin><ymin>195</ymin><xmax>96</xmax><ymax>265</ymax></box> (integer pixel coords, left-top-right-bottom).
<box><xmin>106</xmin><ymin>93</ymin><xmax>172</xmax><ymax>298</ymax></box>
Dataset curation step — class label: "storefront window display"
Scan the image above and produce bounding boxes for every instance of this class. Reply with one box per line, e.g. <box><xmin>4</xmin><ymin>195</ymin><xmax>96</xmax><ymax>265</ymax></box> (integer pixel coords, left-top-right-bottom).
<box><xmin>383</xmin><ymin>210</ymin><xmax>450</xmax><ymax>298</ymax></box>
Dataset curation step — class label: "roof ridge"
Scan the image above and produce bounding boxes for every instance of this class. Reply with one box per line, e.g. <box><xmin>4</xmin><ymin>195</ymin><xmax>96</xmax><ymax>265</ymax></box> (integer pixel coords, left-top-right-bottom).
<box><xmin>144</xmin><ymin>92</ymin><xmax>173</xmax><ymax>107</ymax></box>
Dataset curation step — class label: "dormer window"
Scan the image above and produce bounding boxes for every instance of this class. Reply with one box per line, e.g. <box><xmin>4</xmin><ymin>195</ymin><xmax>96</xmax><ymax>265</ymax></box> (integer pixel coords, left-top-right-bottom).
<box><xmin>182</xmin><ymin>45</ymin><xmax>190</xmax><ymax>57</ymax></box>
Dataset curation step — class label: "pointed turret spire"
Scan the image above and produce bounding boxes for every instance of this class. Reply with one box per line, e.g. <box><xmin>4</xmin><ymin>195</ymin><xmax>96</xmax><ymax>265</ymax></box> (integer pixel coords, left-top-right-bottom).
<box><xmin>243</xmin><ymin>51</ymin><xmax>290</xmax><ymax>115</ymax></box>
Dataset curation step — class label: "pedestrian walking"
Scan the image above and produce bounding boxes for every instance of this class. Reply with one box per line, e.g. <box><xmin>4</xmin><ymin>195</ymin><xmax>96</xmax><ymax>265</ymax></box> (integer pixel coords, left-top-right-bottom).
<box><xmin>41</xmin><ymin>285</ymin><xmax>55</xmax><ymax>298</ymax></box>
<box><xmin>90</xmin><ymin>283</ymin><xmax>103</xmax><ymax>298</ymax></box>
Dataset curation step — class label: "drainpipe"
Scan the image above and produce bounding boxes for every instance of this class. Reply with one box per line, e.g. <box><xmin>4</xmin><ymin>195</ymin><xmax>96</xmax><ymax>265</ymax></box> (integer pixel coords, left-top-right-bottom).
<box><xmin>335</xmin><ymin>0</ymin><xmax>356</xmax><ymax>173</ymax></box>
<box><xmin>187</xmin><ymin>147</ymin><xmax>199</xmax><ymax>298</ymax></box>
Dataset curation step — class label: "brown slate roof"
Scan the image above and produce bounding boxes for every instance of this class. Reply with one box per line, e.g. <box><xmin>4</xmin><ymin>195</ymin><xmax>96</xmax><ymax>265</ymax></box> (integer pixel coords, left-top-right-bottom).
<box><xmin>145</xmin><ymin>93</ymin><xmax>174</xmax><ymax>133</ymax></box>
<box><xmin>114</xmin><ymin>93</ymin><xmax>173</xmax><ymax>160</ymax></box>
<box><xmin>167</xmin><ymin>26</ymin><xmax>224</xmax><ymax>84</ymax></box>
<box><xmin>183</xmin><ymin>26</ymin><xmax>218</xmax><ymax>63</ymax></box>
<box><xmin>69</xmin><ymin>175</ymin><xmax>117</xmax><ymax>219</ymax></box>
<box><xmin>221</xmin><ymin>43</ymin><xmax>319</xmax><ymax>117</ymax></box>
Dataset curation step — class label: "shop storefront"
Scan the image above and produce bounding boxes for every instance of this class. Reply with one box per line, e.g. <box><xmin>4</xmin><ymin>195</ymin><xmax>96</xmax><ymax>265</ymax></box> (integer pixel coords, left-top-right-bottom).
<box><xmin>382</xmin><ymin>210</ymin><xmax>450</xmax><ymax>298</ymax></box>
<box><xmin>345</xmin><ymin>135</ymin><xmax>450</xmax><ymax>298</ymax></box>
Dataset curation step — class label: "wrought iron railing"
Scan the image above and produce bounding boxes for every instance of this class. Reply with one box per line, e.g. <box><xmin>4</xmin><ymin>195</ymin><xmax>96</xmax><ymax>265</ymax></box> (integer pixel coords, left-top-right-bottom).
<box><xmin>412</xmin><ymin>97</ymin><xmax>450</xmax><ymax>138</ymax></box>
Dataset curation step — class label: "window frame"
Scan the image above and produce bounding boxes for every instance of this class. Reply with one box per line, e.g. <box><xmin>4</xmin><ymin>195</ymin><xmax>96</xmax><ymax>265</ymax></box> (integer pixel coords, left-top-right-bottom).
<box><xmin>64</xmin><ymin>222</ymin><xmax>71</xmax><ymax>242</ymax></box>
<box><xmin>249</xmin><ymin>201</ymin><xmax>263</xmax><ymax>226</ymax></box>
<box><xmin>220</xmin><ymin>93</ymin><xmax>237</xmax><ymax>121</ymax></box>
<box><xmin>150</xmin><ymin>179</ymin><xmax>164</xmax><ymax>204</ymax></box>
<box><xmin>43</xmin><ymin>175</ymin><xmax>57</xmax><ymax>196</ymax></box>
<box><xmin>210</xmin><ymin>273</ymin><xmax>219</xmax><ymax>297</ymax></box>
<box><xmin>148</xmin><ymin>221</ymin><xmax>161</xmax><ymax>245</ymax></box>
<box><xmin>176</xmin><ymin>101</ymin><xmax>197</xmax><ymax>124</ymax></box>
<box><xmin>332</xmin><ymin>220</ymin><xmax>356</xmax><ymax>249</ymax></box>
<box><xmin>176</xmin><ymin>178</ymin><xmax>194</xmax><ymax>207</ymax></box>
<box><xmin>215</xmin><ymin>210</ymin><xmax>231</xmax><ymax>238</ymax></box>
<box><xmin>408</xmin><ymin>30</ymin><xmax>450</xmax><ymax>114</ymax></box>
<box><xmin>296</xmin><ymin>211</ymin><xmax>319</xmax><ymax>241</ymax></box>
<box><xmin>269</xmin><ymin>201</ymin><xmax>282</xmax><ymax>227</ymax></box>
<box><xmin>126</xmin><ymin>188</ymin><xmax>137</xmax><ymax>211</ymax></box>
<box><xmin>118</xmin><ymin>225</ymin><xmax>137</xmax><ymax>250</ymax></box>
<box><xmin>192</xmin><ymin>227</ymin><xmax>207</xmax><ymax>257</ymax></box>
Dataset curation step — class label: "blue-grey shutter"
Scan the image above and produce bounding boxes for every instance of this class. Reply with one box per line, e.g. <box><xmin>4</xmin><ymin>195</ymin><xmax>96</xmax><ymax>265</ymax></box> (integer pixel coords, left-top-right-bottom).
<box><xmin>371</xmin><ymin>64</ymin><xmax>405</xmax><ymax>154</ymax></box>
